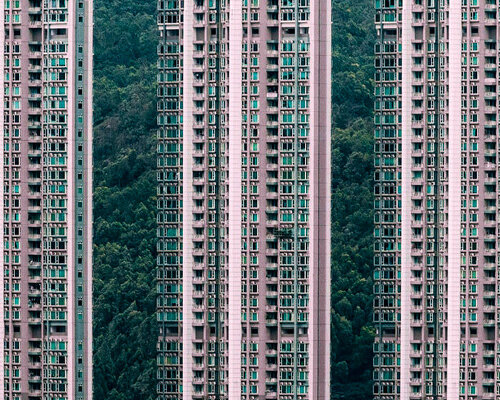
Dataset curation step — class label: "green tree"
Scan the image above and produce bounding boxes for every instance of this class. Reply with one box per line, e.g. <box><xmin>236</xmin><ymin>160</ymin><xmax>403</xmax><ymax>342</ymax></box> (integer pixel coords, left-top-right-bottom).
<box><xmin>331</xmin><ymin>0</ymin><xmax>375</xmax><ymax>398</ymax></box>
<box><xmin>93</xmin><ymin>0</ymin><xmax>157</xmax><ymax>399</ymax></box>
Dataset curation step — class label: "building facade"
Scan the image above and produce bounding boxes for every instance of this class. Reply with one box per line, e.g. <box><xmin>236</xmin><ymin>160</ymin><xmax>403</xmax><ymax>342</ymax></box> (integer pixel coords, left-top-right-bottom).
<box><xmin>374</xmin><ymin>0</ymin><xmax>499</xmax><ymax>399</ymax></box>
<box><xmin>1</xmin><ymin>1</ymin><xmax>93</xmax><ymax>399</ymax></box>
<box><xmin>157</xmin><ymin>0</ymin><xmax>330</xmax><ymax>398</ymax></box>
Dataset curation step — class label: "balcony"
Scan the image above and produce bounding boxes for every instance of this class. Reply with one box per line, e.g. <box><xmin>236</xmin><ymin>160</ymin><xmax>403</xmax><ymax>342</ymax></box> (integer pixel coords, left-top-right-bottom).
<box><xmin>28</xmin><ymin>347</ymin><xmax>42</xmax><ymax>355</ymax></box>
<box><xmin>265</xmin><ymin>390</ymin><xmax>278</xmax><ymax>399</ymax></box>
<box><xmin>28</xmin><ymin>374</ymin><xmax>41</xmax><ymax>383</ymax></box>
<box><xmin>29</xmin><ymin>20</ymin><xmax>42</xmax><ymax>28</ymax></box>
<box><xmin>266</xmin><ymin>220</ymin><xmax>279</xmax><ymax>228</ymax></box>
<box><xmin>28</xmin><ymin>7</ymin><xmax>42</xmax><ymax>14</ymax></box>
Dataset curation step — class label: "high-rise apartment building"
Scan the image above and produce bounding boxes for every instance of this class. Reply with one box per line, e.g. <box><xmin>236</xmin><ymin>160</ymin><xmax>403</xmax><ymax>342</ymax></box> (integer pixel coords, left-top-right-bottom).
<box><xmin>374</xmin><ymin>1</ymin><xmax>500</xmax><ymax>399</ymax></box>
<box><xmin>157</xmin><ymin>0</ymin><xmax>330</xmax><ymax>398</ymax></box>
<box><xmin>1</xmin><ymin>1</ymin><xmax>93</xmax><ymax>399</ymax></box>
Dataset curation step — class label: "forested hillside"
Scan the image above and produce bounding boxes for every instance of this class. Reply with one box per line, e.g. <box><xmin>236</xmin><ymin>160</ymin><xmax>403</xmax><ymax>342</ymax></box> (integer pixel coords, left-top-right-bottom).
<box><xmin>93</xmin><ymin>1</ymin><xmax>157</xmax><ymax>399</ymax></box>
<box><xmin>92</xmin><ymin>0</ymin><xmax>375</xmax><ymax>399</ymax></box>
<box><xmin>331</xmin><ymin>0</ymin><xmax>375</xmax><ymax>398</ymax></box>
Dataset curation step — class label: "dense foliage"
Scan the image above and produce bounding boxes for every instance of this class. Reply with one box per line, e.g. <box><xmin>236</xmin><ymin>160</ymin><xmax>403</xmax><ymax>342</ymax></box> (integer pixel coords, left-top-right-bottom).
<box><xmin>331</xmin><ymin>0</ymin><xmax>375</xmax><ymax>398</ymax></box>
<box><xmin>92</xmin><ymin>0</ymin><xmax>375</xmax><ymax>399</ymax></box>
<box><xmin>93</xmin><ymin>1</ymin><xmax>158</xmax><ymax>399</ymax></box>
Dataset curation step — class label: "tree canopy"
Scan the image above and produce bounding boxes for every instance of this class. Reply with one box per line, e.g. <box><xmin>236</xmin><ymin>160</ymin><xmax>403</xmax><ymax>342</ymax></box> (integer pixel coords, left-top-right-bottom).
<box><xmin>331</xmin><ymin>0</ymin><xmax>375</xmax><ymax>398</ymax></box>
<box><xmin>93</xmin><ymin>0</ymin><xmax>157</xmax><ymax>399</ymax></box>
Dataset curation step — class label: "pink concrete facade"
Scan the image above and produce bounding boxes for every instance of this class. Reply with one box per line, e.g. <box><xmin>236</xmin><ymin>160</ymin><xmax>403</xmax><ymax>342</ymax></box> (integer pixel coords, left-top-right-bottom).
<box><xmin>375</xmin><ymin>1</ymin><xmax>500</xmax><ymax>399</ymax></box>
<box><xmin>157</xmin><ymin>0</ymin><xmax>331</xmax><ymax>398</ymax></box>
<box><xmin>1</xmin><ymin>1</ymin><xmax>93</xmax><ymax>399</ymax></box>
